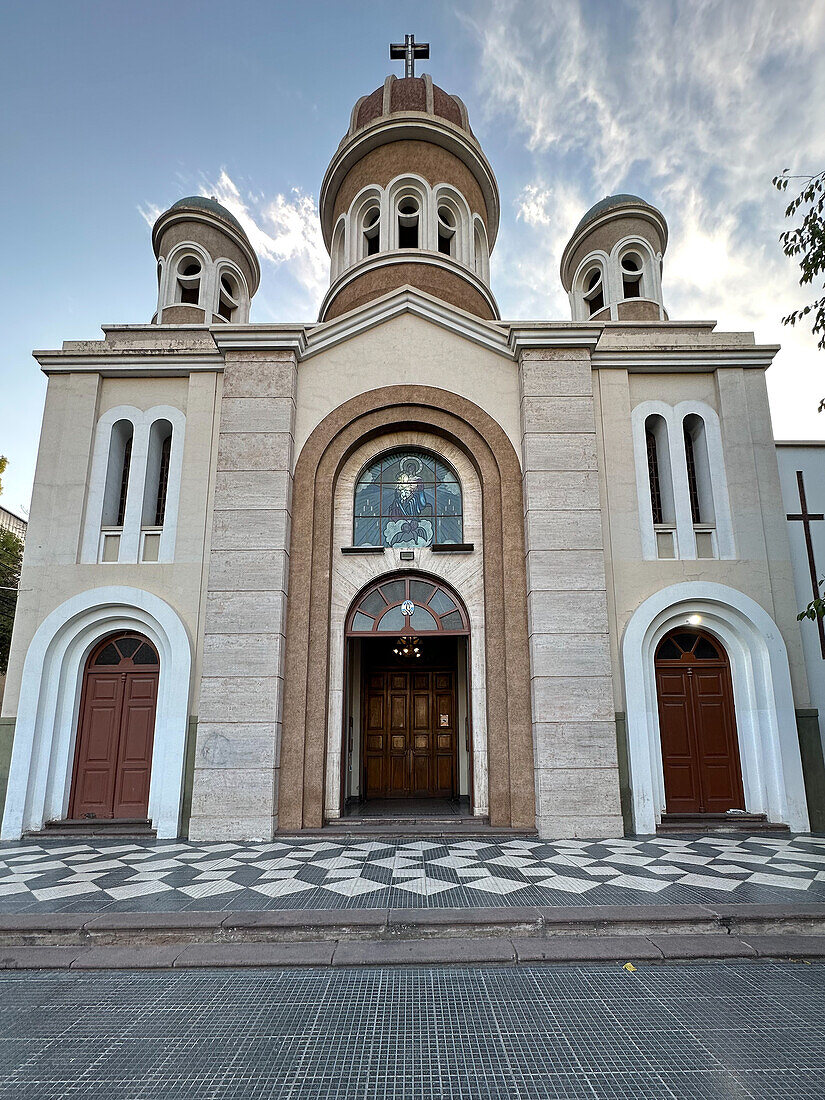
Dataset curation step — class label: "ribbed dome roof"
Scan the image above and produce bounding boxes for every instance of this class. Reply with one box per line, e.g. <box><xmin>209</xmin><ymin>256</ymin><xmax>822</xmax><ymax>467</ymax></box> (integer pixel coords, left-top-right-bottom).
<box><xmin>573</xmin><ymin>194</ymin><xmax>657</xmax><ymax>236</ymax></box>
<box><xmin>350</xmin><ymin>75</ymin><xmax>470</xmax><ymax>136</ymax></box>
<box><xmin>163</xmin><ymin>195</ymin><xmax>246</xmax><ymax>236</ymax></box>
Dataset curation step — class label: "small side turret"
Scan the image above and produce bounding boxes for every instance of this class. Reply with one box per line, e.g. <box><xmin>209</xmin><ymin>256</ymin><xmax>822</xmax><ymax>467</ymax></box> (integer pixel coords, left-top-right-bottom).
<box><xmin>151</xmin><ymin>196</ymin><xmax>260</xmax><ymax>325</ymax></box>
<box><xmin>560</xmin><ymin>194</ymin><xmax>668</xmax><ymax>322</ymax></box>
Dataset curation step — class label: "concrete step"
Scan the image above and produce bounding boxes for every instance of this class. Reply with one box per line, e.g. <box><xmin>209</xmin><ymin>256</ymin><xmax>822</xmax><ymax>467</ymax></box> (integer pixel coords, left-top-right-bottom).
<box><xmin>294</xmin><ymin>823</ymin><xmax>538</xmax><ymax>837</ymax></box>
<box><xmin>1</xmin><ymin>903</ymin><xmax>823</xmax><ymax>969</ymax></box>
<box><xmin>657</xmin><ymin>813</ymin><xmax>789</xmax><ymax>835</ymax></box>
<box><xmin>27</xmin><ymin>819</ymin><xmax>156</xmax><ymax>839</ymax></box>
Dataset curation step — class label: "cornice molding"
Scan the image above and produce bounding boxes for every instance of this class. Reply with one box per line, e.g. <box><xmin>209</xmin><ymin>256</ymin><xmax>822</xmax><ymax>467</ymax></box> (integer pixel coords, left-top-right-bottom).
<box><xmin>591</xmin><ymin>346</ymin><xmax>780</xmax><ymax>371</ymax></box>
<box><xmin>508</xmin><ymin>324</ymin><xmax>604</xmax><ymax>353</ymax></box>
<box><xmin>34</xmin><ymin>348</ymin><xmax>224</xmax><ymax>375</ymax></box>
<box><xmin>318</xmin><ymin>250</ymin><xmax>500</xmax><ymax>322</ymax></box>
<box><xmin>208</xmin><ymin>325</ymin><xmax>308</xmax><ymax>354</ymax></box>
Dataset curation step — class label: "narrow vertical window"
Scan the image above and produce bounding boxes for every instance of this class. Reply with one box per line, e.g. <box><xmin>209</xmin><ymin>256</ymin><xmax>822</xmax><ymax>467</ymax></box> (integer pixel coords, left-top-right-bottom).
<box><xmin>621</xmin><ymin>252</ymin><xmax>643</xmax><ymax>298</ymax></box>
<box><xmin>683</xmin><ymin>414</ymin><xmax>715</xmax><ymax>529</ymax></box>
<box><xmin>154</xmin><ymin>434</ymin><xmax>172</xmax><ymax>526</ymax></box>
<box><xmin>437</xmin><ymin>205</ymin><xmax>456</xmax><ymax>256</ymax></box>
<box><xmin>646</xmin><ymin>429</ymin><xmax>663</xmax><ymax>524</ymax></box>
<box><xmin>473</xmin><ymin>223</ymin><xmax>485</xmax><ymax>276</ymax></box>
<box><xmin>175</xmin><ymin>256</ymin><xmax>201</xmax><ymax>305</ymax></box>
<box><xmin>583</xmin><ymin>266</ymin><xmax>604</xmax><ymax>316</ymax></box>
<box><xmin>363</xmin><ymin>207</ymin><xmax>380</xmax><ymax>256</ymax></box>
<box><xmin>116</xmin><ymin>436</ymin><xmax>132</xmax><ymax>526</ymax></box>
<box><xmin>684</xmin><ymin>424</ymin><xmax>701</xmax><ymax>524</ymax></box>
<box><xmin>217</xmin><ymin>273</ymin><xmax>239</xmax><ymax>321</ymax></box>
<box><xmin>397</xmin><ymin>198</ymin><xmax>419</xmax><ymax>248</ymax></box>
<box><xmin>142</xmin><ymin>420</ymin><xmax>173</xmax><ymax>529</ymax></box>
<box><xmin>101</xmin><ymin>420</ymin><xmax>134</xmax><ymax>528</ymax></box>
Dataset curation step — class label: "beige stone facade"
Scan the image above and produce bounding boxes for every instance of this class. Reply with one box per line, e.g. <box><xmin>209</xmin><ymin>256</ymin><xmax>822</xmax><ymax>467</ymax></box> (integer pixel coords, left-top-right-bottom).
<box><xmin>0</xmin><ymin>72</ymin><xmax>819</xmax><ymax>842</ymax></box>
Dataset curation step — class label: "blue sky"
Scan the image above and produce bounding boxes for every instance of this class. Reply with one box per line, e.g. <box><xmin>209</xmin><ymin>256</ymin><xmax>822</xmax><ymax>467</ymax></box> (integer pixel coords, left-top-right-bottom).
<box><xmin>2</xmin><ymin>0</ymin><xmax>824</xmax><ymax>515</ymax></box>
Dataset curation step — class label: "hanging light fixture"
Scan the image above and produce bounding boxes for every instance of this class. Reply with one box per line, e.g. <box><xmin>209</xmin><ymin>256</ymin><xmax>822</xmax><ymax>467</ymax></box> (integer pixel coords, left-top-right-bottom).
<box><xmin>393</xmin><ymin>635</ymin><xmax>422</xmax><ymax>658</ymax></box>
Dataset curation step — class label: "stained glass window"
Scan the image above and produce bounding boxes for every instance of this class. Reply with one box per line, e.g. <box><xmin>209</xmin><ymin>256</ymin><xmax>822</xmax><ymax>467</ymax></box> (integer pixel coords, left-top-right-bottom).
<box><xmin>353</xmin><ymin>449</ymin><xmax>463</xmax><ymax>548</ymax></box>
<box><xmin>346</xmin><ymin>576</ymin><xmax>469</xmax><ymax>634</ymax></box>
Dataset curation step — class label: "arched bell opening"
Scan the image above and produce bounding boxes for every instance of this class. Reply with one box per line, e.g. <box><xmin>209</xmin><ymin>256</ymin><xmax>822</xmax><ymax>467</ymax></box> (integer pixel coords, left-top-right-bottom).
<box><xmin>341</xmin><ymin>573</ymin><xmax>474</xmax><ymax>819</ymax></box>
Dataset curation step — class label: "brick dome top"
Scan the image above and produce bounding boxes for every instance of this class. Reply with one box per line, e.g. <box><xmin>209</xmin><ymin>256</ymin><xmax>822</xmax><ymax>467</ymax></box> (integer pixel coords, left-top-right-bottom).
<box><xmin>347</xmin><ymin>75</ymin><xmax>471</xmax><ymax>138</ymax></box>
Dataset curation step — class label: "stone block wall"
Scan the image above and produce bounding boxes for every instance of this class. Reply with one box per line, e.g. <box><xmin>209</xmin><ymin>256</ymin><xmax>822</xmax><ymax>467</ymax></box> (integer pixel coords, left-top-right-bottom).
<box><xmin>519</xmin><ymin>348</ymin><xmax>623</xmax><ymax>837</ymax></box>
<box><xmin>189</xmin><ymin>352</ymin><xmax>297</xmax><ymax>840</ymax></box>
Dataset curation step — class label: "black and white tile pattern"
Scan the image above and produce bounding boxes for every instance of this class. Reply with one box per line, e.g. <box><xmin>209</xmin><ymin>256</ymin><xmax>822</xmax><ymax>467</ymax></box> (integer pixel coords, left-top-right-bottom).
<box><xmin>1</xmin><ymin>833</ymin><xmax>825</xmax><ymax>912</ymax></box>
<box><xmin>0</xmin><ymin>962</ymin><xmax>823</xmax><ymax>1098</ymax></box>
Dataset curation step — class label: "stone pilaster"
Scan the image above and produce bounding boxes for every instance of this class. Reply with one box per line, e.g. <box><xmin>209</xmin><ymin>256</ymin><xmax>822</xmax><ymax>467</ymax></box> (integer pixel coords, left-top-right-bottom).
<box><xmin>519</xmin><ymin>347</ymin><xmax>623</xmax><ymax>837</ymax></box>
<box><xmin>189</xmin><ymin>351</ymin><xmax>297</xmax><ymax>840</ymax></box>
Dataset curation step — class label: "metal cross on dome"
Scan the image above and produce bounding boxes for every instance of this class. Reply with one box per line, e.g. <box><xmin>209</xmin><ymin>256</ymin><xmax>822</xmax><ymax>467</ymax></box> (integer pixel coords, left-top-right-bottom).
<box><xmin>390</xmin><ymin>33</ymin><xmax>429</xmax><ymax>78</ymax></box>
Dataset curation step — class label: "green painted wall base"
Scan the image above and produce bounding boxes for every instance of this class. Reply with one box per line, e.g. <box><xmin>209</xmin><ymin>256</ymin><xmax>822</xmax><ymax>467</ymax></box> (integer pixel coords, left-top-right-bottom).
<box><xmin>614</xmin><ymin>712</ymin><xmax>634</xmax><ymax>836</ymax></box>
<box><xmin>797</xmin><ymin>708</ymin><xmax>825</xmax><ymax>833</ymax></box>
<box><xmin>178</xmin><ymin>715</ymin><xmax>198</xmax><ymax>838</ymax></box>
<box><xmin>0</xmin><ymin>716</ymin><xmax>15</xmax><ymax>823</ymax></box>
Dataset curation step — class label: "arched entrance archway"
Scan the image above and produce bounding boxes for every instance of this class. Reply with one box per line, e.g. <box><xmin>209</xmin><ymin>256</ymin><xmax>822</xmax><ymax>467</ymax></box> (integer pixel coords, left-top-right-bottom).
<box><xmin>344</xmin><ymin>574</ymin><xmax>472</xmax><ymax>812</ymax></box>
<box><xmin>655</xmin><ymin>627</ymin><xmax>744</xmax><ymax>815</ymax></box>
<box><xmin>69</xmin><ymin>632</ymin><xmax>159</xmax><ymax>820</ymax></box>
<box><xmin>621</xmin><ymin>582</ymin><xmax>809</xmax><ymax>834</ymax></box>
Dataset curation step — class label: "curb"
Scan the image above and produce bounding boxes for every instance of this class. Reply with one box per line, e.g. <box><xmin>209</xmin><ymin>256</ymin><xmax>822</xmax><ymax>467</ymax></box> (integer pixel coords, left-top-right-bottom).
<box><xmin>1</xmin><ymin>933</ymin><xmax>824</xmax><ymax>970</ymax></box>
<box><xmin>0</xmin><ymin>902</ymin><xmax>824</xmax><ymax>968</ymax></box>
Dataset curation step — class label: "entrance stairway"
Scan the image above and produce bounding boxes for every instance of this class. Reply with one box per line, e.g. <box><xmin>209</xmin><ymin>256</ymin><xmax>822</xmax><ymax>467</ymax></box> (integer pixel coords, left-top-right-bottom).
<box><xmin>657</xmin><ymin>812</ymin><xmax>789</xmax><ymax>835</ymax></box>
<box><xmin>26</xmin><ymin>818</ymin><xmax>156</xmax><ymax>839</ymax></box>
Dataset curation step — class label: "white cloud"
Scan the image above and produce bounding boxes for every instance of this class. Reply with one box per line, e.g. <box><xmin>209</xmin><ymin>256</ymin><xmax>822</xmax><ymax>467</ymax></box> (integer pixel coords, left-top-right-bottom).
<box><xmin>143</xmin><ymin>171</ymin><xmax>329</xmax><ymax>319</ymax></box>
<box><xmin>463</xmin><ymin>0</ymin><xmax>825</xmax><ymax>435</ymax></box>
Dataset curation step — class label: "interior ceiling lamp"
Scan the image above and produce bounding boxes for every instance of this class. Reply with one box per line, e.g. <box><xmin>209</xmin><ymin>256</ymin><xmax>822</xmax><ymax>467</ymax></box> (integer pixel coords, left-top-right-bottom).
<box><xmin>393</xmin><ymin>635</ymin><xmax>422</xmax><ymax>658</ymax></box>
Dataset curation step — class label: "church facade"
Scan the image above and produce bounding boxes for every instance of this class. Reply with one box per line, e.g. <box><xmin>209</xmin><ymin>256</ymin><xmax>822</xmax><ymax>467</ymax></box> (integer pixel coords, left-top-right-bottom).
<box><xmin>1</xmin><ymin>62</ymin><xmax>821</xmax><ymax>842</ymax></box>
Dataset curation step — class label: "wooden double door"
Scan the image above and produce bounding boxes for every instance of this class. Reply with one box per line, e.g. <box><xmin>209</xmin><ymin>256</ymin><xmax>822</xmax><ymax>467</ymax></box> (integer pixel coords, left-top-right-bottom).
<box><xmin>363</xmin><ymin>669</ymin><xmax>456</xmax><ymax>799</ymax></box>
<box><xmin>655</xmin><ymin>629</ymin><xmax>745</xmax><ymax>814</ymax></box>
<box><xmin>69</xmin><ymin>634</ymin><xmax>159</xmax><ymax>820</ymax></box>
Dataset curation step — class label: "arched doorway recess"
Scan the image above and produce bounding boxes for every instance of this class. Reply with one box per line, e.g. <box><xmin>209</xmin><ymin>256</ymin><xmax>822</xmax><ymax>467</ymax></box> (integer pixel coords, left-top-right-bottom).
<box><xmin>70</xmin><ymin>632</ymin><xmax>160</xmax><ymax>820</ymax></box>
<box><xmin>655</xmin><ymin>628</ymin><xmax>744</xmax><ymax>815</ymax></box>
<box><xmin>279</xmin><ymin>385</ymin><xmax>535</xmax><ymax>831</ymax></box>
<box><xmin>344</xmin><ymin>574</ymin><xmax>471</xmax><ymax>809</ymax></box>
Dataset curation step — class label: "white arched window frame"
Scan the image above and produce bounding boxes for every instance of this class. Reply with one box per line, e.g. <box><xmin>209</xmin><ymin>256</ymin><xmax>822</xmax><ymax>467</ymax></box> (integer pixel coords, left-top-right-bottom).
<box><xmin>432</xmin><ymin>185</ymin><xmax>472</xmax><ymax>266</ymax></box>
<box><xmin>571</xmin><ymin>252</ymin><xmax>610</xmax><ymax>321</ymax></box>
<box><xmin>632</xmin><ymin>400</ymin><xmax>734</xmax><ymax>560</ymax></box>
<box><xmin>330</xmin><ymin>215</ymin><xmax>347</xmax><ymax>281</ymax></box>
<box><xmin>610</xmin><ymin>236</ymin><xmax>664</xmax><ymax>316</ymax></box>
<box><xmin>158</xmin><ymin>241</ymin><xmax>211</xmax><ymax>317</ymax></box>
<box><xmin>387</xmin><ymin>175</ymin><xmax>430</xmax><ymax>252</ymax></box>
<box><xmin>471</xmin><ymin>215</ymin><xmax>490</xmax><ymax>283</ymax></box>
<box><xmin>82</xmin><ymin>405</ymin><xmax>186</xmax><ymax>565</ymax></box>
<box><xmin>347</xmin><ymin>185</ymin><xmax>385</xmax><ymax>266</ymax></box>
<box><xmin>214</xmin><ymin>260</ymin><xmax>250</xmax><ymax>324</ymax></box>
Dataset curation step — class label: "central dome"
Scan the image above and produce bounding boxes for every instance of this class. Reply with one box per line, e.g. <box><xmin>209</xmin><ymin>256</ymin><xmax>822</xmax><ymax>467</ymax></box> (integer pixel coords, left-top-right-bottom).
<box><xmin>347</xmin><ymin>75</ymin><xmax>471</xmax><ymax>137</ymax></box>
<box><xmin>318</xmin><ymin>70</ymin><xmax>500</xmax><ymax>323</ymax></box>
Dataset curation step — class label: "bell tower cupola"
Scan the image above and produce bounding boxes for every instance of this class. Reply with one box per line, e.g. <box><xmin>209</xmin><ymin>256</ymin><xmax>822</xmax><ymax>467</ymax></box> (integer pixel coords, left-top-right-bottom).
<box><xmin>318</xmin><ymin>35</ymin><xmax>500</xmax><ymax>322</ymax></box>
<box><xmin>560</xmin><ymin>194</ymin><xmax>669</xmax><ymax>322</ymax></box>
<box><xmin>151</xmin><ymin>196</ymin><xmax>260</xmax><ymax>325</ymax></box>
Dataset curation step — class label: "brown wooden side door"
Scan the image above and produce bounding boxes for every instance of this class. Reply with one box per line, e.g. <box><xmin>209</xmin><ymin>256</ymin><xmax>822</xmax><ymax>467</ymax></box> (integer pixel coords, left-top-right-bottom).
<box><xmin>656</xmin><ymin>661</ymin><xmax>744</xmax><ymax>814</ymax></box>
<box><xmin>71</xmin><ymin>670</ymin><xmax>158</xmax><ymax>819</ymax></box>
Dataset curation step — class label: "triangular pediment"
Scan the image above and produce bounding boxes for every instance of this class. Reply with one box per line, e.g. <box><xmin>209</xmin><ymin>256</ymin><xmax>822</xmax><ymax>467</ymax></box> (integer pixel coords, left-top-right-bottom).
<box><xmin>302</xmin><ymin>285</ymin><xmax>513</xmax><ymax>361</ymax></box>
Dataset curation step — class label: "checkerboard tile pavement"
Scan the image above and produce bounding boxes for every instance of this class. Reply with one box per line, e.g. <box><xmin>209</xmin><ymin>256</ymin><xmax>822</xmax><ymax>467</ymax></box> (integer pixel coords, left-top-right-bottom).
<box><xmin>2</xmin><ymin>832</ymin><xmax>825</xmax><ymax>913</ymax></box>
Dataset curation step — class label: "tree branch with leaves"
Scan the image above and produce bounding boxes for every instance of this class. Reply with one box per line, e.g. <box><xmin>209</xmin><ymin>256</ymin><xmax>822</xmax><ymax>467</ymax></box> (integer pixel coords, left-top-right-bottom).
<box><xmin>773</xmin><ymin>168</ymin><xmax>825</xmax><ymax>412</ymax></box>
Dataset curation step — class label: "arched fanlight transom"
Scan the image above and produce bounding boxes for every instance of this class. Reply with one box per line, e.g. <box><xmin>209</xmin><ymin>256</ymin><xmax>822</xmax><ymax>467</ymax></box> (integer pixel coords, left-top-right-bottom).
<box><xmin>346</xmin><ymin>576</ymin><xmax>469</xmax><ymax>635</ymax></box>
<box><xmin>655</xmin><ymin>629</ymin><xmax>724</xmax><ymax>663</ymax></box>
<box><xmin>90</xmin><ymin>633</ymin><xmax>159</xmax><ymax>668</ymax></box>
